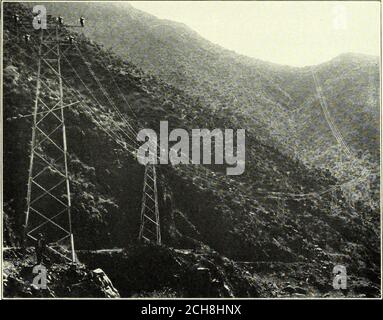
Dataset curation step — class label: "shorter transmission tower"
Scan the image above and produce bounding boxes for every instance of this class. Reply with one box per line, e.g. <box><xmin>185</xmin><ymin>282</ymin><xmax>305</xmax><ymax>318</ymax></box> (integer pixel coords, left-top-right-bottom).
<box><xmin>138</xmin><ymin>165</ymin><xmax>161</xmax><ymax>245</ymax></box>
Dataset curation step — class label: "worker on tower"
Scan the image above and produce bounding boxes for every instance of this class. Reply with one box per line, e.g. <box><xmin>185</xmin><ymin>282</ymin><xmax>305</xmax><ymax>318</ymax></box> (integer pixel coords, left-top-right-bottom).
<box><xmin>13</xmin><ymin>14</ymin><xmax>20</xmax><ymax>26</ymax></box>
<box><xmin>58</xmin><ymin>16</ymin><xmax>64</xmax><ymax>25</ymax></box>
<box><xmin>80</xmin><ymin>16</ymin><xmax>85</xmax><ymax>27</ymax></box>
<box><xmin>68</xmin><ymin>35</ymin><xmax>75</xmax><ymax>45</ymax></box>
<box><xmin>35</xmin><ymin>233</ymin><xmax>47</xmax><ymax>265</ymax></box>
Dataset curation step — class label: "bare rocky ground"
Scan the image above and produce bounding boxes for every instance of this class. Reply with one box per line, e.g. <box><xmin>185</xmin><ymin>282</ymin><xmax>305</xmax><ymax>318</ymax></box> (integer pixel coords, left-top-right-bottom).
<box><xmin>3</xmin><ymin>244</ymin><xmax>379</xmax><ymax>298</ymax></box>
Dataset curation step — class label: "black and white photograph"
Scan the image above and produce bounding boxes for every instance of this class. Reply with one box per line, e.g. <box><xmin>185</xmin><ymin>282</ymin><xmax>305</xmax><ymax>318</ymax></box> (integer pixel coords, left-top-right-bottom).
<box><xmin>1</xmin><ymin>0</ymin><xmax>381</xmax><ymax>301</ymax></box>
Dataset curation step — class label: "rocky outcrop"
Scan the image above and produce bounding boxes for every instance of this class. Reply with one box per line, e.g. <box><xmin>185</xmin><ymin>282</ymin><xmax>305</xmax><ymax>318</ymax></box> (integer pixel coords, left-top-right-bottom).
<box><xmin>3</xmin><ymin>248</ymin><xmax>120</xmax><ymax>298</ymax></box>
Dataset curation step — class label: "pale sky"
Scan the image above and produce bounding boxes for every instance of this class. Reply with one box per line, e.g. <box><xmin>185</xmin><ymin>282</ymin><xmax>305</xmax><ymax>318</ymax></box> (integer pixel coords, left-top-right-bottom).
<box><xmin>129</xmin><ymin>1</ymin><xmax>380</xmax><ymax>67</ymax></box>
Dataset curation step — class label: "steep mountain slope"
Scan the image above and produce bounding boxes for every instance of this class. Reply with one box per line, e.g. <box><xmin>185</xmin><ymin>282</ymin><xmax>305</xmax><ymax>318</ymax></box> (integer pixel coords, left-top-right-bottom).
<box><xmin>4</xmin><ymin>248</ymin><xmax>120</xmax><ymax>298</ymax></box>
<box><xmin>3</xmin><ymin>3</ymin><xmax>380</xmax><ymax>297</ymax></box>
<box><xmin>35</xmin><ymin>2</ymin><xmax>380</xmax><ymax>165</ymax></box>
<box><xmin>30</xmin><ymin>2</ymin><xmax>297</xmax><ymax>150</ymax></box>
<box><xmin>33</xmin><ymin>1</ymin><xmax>380</xmax><ymax>212</ymax></box>
<box><xmin>281</xmin><ymin>53</ymin><xmax>380</xmax><ymax>160</ymax></box>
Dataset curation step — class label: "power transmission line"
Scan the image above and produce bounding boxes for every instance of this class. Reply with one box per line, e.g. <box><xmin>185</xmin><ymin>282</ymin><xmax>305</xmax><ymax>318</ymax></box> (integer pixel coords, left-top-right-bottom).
<box><xmin>311</xmin><ymin>68</ymin><xmax>352</xmax><ymax>158</ymax></box>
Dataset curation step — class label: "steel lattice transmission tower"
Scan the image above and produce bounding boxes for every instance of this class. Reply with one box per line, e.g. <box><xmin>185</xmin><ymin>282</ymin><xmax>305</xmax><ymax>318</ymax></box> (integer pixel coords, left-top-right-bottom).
<box><xmin>138</xmin><ymin>164</ymin><xmax>161</xmax><ymax>245</ymax></box>
<box><xmin>23</xmin><ymin>16</ymin><xmax>80</xmax><ymax>263</ymax></box>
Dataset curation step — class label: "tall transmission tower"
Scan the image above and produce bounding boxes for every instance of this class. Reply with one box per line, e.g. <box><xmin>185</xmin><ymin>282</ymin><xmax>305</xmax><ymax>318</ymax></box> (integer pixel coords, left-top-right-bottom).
<box><xmin>138</xmin><ymin>164</ymin><xmax>161</xmax><ymax>245</ymax></box>
<box><xmin>21</xmin><ymin>15</ymin><xmax>83</xmax><ymax>263</ymax></box>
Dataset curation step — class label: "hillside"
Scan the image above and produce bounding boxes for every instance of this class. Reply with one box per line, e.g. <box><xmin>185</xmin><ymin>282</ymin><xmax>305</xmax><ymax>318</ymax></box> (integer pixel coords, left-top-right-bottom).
<box><xmin>35</xmin><ymin>2</ymin><xmax>380</xmax><ymax>163</ymax></box>
<box><xmin>34</xmin><ymin>1</ymin><xmax>380</xmax><ymax>211</ymax></box>
<box><xmin>2</xmin><ymin>2</ymin><xmax>380</xmax><ymax>298</ymax></box>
